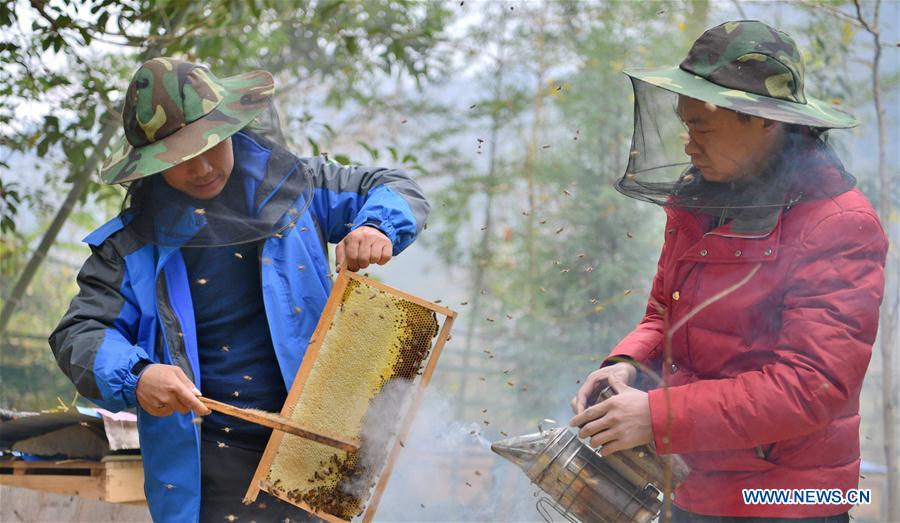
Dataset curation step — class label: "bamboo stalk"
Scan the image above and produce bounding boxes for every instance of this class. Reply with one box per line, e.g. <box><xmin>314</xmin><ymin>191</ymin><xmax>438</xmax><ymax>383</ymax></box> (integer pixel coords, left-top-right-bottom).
<box><xmin>198</xmin><ymin>397</ymin><xmax>359</xmax><ymax>453</ymax></box>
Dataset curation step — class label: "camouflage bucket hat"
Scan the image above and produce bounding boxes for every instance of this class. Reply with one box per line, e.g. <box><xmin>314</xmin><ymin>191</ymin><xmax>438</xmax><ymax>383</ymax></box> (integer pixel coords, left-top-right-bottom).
<box><xmin>100</xmin><ymin>57</ymin><xmax>275</xmax><ymax>184</ymax></box>
<box><xmin>624</xmin><ymin>20</ymin><xmax>857</xmax><ymax>128</ymax></box>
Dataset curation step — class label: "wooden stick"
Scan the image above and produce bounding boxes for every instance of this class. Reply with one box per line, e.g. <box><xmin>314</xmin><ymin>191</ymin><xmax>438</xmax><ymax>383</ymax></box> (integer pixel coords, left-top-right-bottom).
<box><xmin>198</xmin><ymin>397</ymin><xmax>359</xmax><ymax>453</ymax></box>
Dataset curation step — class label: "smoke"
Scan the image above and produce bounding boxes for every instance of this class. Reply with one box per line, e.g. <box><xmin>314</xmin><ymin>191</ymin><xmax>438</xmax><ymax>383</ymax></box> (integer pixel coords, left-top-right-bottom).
<box><xmin>370</xmin><ymin>386</ymin><xmax>546</xmax><ymax>522</ymax></box>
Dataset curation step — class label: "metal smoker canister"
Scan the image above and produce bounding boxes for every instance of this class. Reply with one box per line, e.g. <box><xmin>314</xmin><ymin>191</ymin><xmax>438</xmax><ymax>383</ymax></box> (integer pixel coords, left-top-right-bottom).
<box><xmin>492</xmin><ymin>390</ymin><xmax>689</xmax><ymax>523</ymax></box>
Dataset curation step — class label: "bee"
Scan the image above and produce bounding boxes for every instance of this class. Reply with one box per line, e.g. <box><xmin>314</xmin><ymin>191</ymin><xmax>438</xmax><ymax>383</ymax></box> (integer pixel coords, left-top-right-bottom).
<box><xmin>555</xmin><ymin>227</ymin><xmax>564</xmax><ymax>234</ymax></box>
<box><xmin>243</xmin><ymin>375</ymin><xmax>253</xmax><ymax>381</ymax></box>
<box><xmin>234</xmin><ymin>252</ymin><xmax>243</xmax><ymax>259</ymax></box>
<box><xmin>218</xmin><ymin>441</ymin><xmax>227</xmax><ymax>448</ymax></box>
<box><xmin>196</xmin><ymin>278</ymin><xmax>208</xmax><ymax>285</ymax></box>
<box><xmin>194</xmin><ymin>208</ymin><xmax>206</xmax><ymax>215</ymax></box>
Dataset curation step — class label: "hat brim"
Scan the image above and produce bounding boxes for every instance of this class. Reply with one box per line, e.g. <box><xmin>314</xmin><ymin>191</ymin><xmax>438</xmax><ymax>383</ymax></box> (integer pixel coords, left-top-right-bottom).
<box><xmin>100</xmin><ymin>70</ymin><xmax>275</xmax><ymax>184</ymax></box>
<box><xmin>624</xmin><ymin>66</ymin><xmax>857</xmax><ymax>129</ymax></box>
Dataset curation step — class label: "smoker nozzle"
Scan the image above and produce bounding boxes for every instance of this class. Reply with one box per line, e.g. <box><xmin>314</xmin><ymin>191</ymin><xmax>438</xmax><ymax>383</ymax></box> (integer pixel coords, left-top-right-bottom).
<box><xmin>490</xmin><ymin>428</ymin><xmax>565</xmax><ymax>470</ymax></box>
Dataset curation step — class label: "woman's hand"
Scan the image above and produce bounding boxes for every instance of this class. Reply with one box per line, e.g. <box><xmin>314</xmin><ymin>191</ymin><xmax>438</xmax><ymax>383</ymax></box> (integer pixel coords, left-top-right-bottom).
<box><xmin>335</xmin><ymin>225</ymin><xmax>393</xmax><ymax>272</ymax></box>
<box><xmin>569</xmin><ymin>375</ymin><xmax>653</xmax><ymax>455</ymax></box>
<box><xmin>136</xmin><ymin>364</ymin><xmax>210</xmax><ymax>417</ymax></box>
<box><xmin>570</xmin><ymin>361</ymin><xmax>637</xmax><ymax>414</ymax></box>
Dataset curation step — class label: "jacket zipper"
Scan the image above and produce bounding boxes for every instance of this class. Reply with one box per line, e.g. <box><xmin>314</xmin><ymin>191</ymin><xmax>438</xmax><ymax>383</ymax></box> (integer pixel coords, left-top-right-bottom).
<box><xmin>156</xmin><ymin>273</ymin><xmax>194</xmax><ymax>382</ymax></box>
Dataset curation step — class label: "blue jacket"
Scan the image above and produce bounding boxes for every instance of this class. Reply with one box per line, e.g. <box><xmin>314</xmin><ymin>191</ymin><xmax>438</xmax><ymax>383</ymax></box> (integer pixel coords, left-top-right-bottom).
<box><xmin>49</xmin><ymin>131</ymin><xmax>429</xmax><ymax>522</ymax></box>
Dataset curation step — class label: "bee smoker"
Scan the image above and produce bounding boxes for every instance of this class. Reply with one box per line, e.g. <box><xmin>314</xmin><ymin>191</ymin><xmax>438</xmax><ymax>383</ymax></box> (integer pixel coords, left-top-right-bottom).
<box><xmin>491</xmin><ymin>387</ymin><xmax>689</xmax><ymax>523</ymax></box>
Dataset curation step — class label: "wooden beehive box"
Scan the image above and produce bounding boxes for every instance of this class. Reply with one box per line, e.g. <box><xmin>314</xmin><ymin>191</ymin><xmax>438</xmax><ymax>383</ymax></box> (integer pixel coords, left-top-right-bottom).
<box><xmin>244</xmin><ymin>270</ymin><xmax>456</xmax><ymax>522</ymax></box>
<box><xmin>0</xmin><ymin>457</ymin><xmax>145</xmax><ymax>504</ymax></box>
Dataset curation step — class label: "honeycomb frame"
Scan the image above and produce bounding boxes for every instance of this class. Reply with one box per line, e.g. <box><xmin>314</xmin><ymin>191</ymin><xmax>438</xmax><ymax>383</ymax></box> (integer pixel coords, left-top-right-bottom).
<box><xmin>244</xmin><ymin>269</ymin><xmax>456</xmax><ymax>523</ymax></box>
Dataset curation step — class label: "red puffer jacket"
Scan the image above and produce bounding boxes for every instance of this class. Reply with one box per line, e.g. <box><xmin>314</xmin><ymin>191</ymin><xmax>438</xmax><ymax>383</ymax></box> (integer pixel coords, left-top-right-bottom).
<box><xmin>606</xmin><ymin>165</ymin><xmax>888</xmax><ymax>518</ymax></box>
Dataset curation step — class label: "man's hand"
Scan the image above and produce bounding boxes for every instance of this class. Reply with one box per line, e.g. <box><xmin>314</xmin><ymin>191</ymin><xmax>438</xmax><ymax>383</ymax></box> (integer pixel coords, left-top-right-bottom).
<box><xmin>335</xmin><ymin>225</ymin><xmax>393</xmax><ymax>272</ymax></box>
<box><xmin>569</xmin><ymin>375</ymin><xmax>652</xmax><ymax>455</ymax></box>
<box><xmin>570</xmin><ymin>361</ymin><xmax>637</xmax><ymax>414</ymax></box>
<box><xmin>136</xmin><ymin>364</ymin><xmax>210</xmax><ymax>417</ymax></box>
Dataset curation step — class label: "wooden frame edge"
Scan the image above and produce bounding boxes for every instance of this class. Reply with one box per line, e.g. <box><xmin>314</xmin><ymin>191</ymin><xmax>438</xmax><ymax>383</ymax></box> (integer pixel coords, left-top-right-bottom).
<box><xmin>346</xmin><ymin>271</ymin><xmax>458</xmax><ymax>318</ymax></box>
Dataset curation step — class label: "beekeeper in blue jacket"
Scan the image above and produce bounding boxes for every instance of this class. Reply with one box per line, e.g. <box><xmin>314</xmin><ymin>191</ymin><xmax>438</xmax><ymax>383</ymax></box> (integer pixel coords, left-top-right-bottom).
<box><xmin>49</xmin><ymin>57</ymin><xmax>429</xmax><ymax>522</ymax></box>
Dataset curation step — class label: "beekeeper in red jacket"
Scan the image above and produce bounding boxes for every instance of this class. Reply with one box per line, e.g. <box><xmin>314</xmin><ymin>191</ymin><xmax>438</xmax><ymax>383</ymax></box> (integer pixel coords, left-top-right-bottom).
<box><xmin>570</xmin><ymin>21</ymin><xmax>887</xmax><ymax>522</ymax></box>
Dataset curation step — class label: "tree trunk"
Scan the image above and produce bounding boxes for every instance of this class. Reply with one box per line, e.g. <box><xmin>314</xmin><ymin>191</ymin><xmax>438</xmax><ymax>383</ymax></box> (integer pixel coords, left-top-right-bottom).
<box><xmin>0</xmin><ymin>10</ymin><xmax>185</xmax><ymax>338</ymax></box>
<box><xmin>852</xmin><ymin>1</ymin><xmax>897</xmax><ymax>519</ymax></box>
<box><xmin>524</xmin><ymin>6</ymin><xmax>547</xmax><ymax>313</ymax></box>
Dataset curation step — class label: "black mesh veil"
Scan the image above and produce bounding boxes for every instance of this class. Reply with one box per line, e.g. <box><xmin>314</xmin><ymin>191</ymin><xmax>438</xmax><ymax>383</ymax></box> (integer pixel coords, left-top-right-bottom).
<box><xmin>615</xmin><ymin>78</ymin><xmax>855</xmax><ymax>231</ymax></box>
<box><xmin>122</xmin><ymin>101</ymin><xmax>314</xmax><ymax>248</ymax></box>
